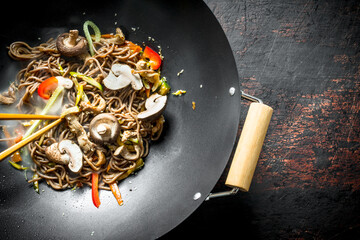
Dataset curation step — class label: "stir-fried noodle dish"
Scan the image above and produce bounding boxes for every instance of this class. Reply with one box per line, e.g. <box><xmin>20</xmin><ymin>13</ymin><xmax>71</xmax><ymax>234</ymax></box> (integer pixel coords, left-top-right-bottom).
<box><xmin>0</xmin><ymin>21</ymin><xmax>170</xmax><ymax>207</ymax></box>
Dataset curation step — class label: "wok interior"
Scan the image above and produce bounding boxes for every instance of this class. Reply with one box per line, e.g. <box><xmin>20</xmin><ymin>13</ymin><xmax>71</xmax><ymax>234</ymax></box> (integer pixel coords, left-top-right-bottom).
<box><xmin>0</xmin><ymin>0</ymin><xmax>241</xmax><ymax>239</ymax></box>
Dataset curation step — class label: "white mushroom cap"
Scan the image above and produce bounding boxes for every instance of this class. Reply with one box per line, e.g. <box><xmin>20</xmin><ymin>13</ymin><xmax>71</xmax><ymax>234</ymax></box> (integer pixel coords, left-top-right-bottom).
<box><xmin>137</xmin><ymin>93</ymin><xmax>167</xmax><ymax>121</ymax></box>
<box><xmin>59</xmin><ymin>140</ymin><xmax>83</xmax><ymax>174</ymax></box>
<box><xmin>103</xmin><ymin>63</ymin><xmax>143</xmax><ymax>90</ymax></box>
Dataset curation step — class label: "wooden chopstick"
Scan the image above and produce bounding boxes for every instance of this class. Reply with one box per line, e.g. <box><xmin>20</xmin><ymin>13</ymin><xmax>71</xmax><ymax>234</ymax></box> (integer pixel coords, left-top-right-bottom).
<box><xmin>0</xmin><ymin>113</ymin><xmax>60</xmax><ymax>120</ymax></box>
<box><xmin>0</xmin><ymin>118</ymin><xmax>63</xmax><ymax>162</ymax></box>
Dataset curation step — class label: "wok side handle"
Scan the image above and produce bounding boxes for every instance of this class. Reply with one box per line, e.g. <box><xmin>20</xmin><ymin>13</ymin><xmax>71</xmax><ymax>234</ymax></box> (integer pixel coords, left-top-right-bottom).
<box><xmin>205</xmin><ymin>91</ymin><xmax>273</xmax><ymax>201</ymax></box>
<box><xmin>225</xmin><ymin>100</ymin><xmax>273</xmax><ymax>192</ymax></box>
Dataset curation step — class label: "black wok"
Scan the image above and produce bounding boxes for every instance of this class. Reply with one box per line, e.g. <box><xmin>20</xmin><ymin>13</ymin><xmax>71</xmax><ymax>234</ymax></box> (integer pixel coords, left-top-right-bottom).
<box><xmin>0</xmin><ymin>0</ymin><xmax>246</xmax><ymax>239</ymax></box>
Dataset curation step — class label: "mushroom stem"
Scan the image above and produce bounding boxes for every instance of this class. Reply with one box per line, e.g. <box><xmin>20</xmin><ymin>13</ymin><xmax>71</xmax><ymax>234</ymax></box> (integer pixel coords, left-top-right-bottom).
<box><xmin>66</xmin><ymin>114</ymin><xmax>96</xmax><ymax>153</ymax></box>
<box><xmin>67</xmin><ymin>30</ymin><xmax>79</xmax><ymax>47</ymax></box>
<box><xmin>96</xmin><ymin>124</ymin><xmax>109</xmax><ymax>135</ymax></box>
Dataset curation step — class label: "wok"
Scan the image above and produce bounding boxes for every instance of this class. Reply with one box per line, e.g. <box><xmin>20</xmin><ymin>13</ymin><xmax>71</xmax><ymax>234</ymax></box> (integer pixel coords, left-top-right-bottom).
<box><xmin>0</xmin><ymin>0</ymin><xmax>271</xmax><ymax>239</ymax></box>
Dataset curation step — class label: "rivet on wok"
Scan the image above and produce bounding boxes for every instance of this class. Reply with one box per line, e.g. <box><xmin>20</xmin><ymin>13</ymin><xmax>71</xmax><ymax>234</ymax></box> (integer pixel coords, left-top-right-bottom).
<box><xmin>193</xmin><ymin>192</ymin><xmax>201</xmax><ymax>201</ymax></box>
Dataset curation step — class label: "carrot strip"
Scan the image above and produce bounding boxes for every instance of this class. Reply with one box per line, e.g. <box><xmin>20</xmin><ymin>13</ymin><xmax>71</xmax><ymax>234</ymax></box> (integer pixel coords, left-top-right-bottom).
<box><xmin>2</xmin><ymin>126</ymin><xmax>22</xmax><ymax>162</ymax></box>
<box><xmin>110</xmin><ymin>182</ymin><xmax>123</xmax><ymax>206</ymax></box>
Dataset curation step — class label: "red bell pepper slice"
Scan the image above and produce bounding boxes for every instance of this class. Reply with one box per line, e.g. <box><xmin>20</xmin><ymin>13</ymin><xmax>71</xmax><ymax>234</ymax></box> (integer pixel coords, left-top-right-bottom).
<box><xmin>37</xmin><ymin>76</ymin><xmax>58</xmax><ymax>100</ymax></box>
<box><xmin>92</xmin><ymin>172</ymin><xmax>101</xmax><ymax>208</ymax></box>
<box><xmin>143</xmin><ymin>46</ymin><xmax>162</xmax><ymax>70</ymax></box>
<box><xmin>110</xmin><ymin>182</ymin><xmax>124</xmax><ymax>206</ymax></box>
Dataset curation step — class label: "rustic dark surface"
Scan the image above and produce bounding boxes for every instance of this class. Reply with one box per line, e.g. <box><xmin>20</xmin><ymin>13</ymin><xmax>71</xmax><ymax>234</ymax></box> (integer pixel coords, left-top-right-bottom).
<box><xmin>162</xmin><ymin>0</ymin><xmax>360</xmax><ymax>239</ymax></box>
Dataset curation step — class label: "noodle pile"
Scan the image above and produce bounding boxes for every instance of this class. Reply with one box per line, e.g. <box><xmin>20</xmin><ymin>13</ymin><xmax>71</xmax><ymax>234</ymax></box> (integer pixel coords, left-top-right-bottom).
<box><xmin>4</xmin><ymin>26</ymin><xmax>166</xmax><ymax>193</ymax></box>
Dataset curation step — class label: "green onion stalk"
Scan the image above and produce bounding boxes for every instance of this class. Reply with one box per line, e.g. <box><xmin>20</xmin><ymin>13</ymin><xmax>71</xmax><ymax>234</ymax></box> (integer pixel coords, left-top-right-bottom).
<box><xmin>83</xmin><ymin>20</ymin><xmax>101</xmax><ymax>56</ymax></box>
<box><xmin>23</xmin><ymin>86</ymin><xmax>64</xmax><ymax>139</ymax></box>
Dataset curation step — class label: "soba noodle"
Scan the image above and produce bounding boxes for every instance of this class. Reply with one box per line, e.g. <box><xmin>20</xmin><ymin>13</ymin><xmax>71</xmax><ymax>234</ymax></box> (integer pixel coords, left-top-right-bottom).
<box><xmin>4</xmin><ymin>25</ymin><xmax>166</xmax><ymax>196</ymax></box>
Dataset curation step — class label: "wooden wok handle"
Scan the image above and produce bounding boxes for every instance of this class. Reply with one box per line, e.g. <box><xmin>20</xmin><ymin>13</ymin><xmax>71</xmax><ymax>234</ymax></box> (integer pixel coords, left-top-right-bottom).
<box><xmin>225</xmin><ymin>102</ymin><xmax>273</xmax><ymax>192</ymax></box>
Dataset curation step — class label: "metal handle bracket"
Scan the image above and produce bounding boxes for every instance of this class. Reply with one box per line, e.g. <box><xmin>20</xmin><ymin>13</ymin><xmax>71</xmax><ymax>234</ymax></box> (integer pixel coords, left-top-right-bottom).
<box><xmin>206</xmin><ymin>91</ymin><xmax>264</xmax><ymax>201</ymax></box>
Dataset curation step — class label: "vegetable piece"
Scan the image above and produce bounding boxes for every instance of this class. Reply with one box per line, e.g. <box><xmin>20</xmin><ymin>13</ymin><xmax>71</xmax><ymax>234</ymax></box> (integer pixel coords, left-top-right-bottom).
<box><xmin>172</xmin><ymin>90</ymin><xmax>187</xmax><ymax>96</ymax></box>
<box><xmin>32</xmin><ymin>173</ymin><xmax>39</xmax><ymax>194</ymax></box>
<box><xmin>83</xmin><ymin>20</ymin><xmax>101</xmax><ymax>56</ymax></box>
<box><xmin>151</xmin><ymin>76</ymin><xmax>162</xmax><ymax>92</ymax></box>
<box><xmin>80</xmin><ymin>94</ymin><xmax>106</xmax><ymax>114</ymax></box>
<box><xmin>89</xmin><ymin>113</ymin><xmax>121</xmax><ymax>144</ymax></box>
<box><xmin>72</xmin><ymin>77</ymin><xmax>90</xmax><ymax>103</ymax></box>
<box><xmin>70</xmin><ymin>72</ymin><xmax>103</xmax><ymax>91</ymax></box>
<box><xmin>38</xmin><ymin>77</ymin><xmax>58</xmax><ymax>100</ymax></box>
<box><xmin>65</xmin><ymin>114</ymin><xmax>96</xmax><ymax>154</ymax></box>
<box><xmin>145</xmin><ymin>88</ymin><xmax>150</xmax><ymax>98</ymax></box>
<box><xmin>38</xmin><ymin>76</ymin><xmax>73</xmax><ymax>100</ymax></box>
<box><xmin>114</xmin><ymin>144</ymin><xmax>142</xmax><ymax>161</ymax></box>
<box><xmin>94</xmin><ymin>150</ymin><xmax>106</xmax><ymax>167</ymax></box>
<box><xmin>75</xmin><ymin>84</ymin><xmax>83</xmax><ymax>106</ymax></box>
<box><xmin>2</xmin><ymin>126</ymin><xmax>22</xmax><ymax>162</ymax></box>
<box><xmin>45</xmin><ymin>142</ymin><xmax>70</xmax><ymax>165</ymax></box>
<box><xmin>59</xmin><ymin>140</ymin><xmax>83</xmax><ymax>173</ymax></box>
<box><xmin>9</xmin><ymin>160</ymin><xmax>28</xmax><ymax>170</ymax></box>
<box><xmin>46</xmin><ymin>140</ymin><xmax>83</xmax><ymax>171</ymax></box>
<box><xmin>102</xmin><ymin>28</ymin><xmax>125</xmax><ymax>45</ymax></box>
<box><xmin>137</xmin><ymin>93</ymin><xmax>167</xmax><ymax>121</ymax></box>
<box><xmin>14</xmin><ymin>129</ymin><xmax>23</xmax><ymax>143</ymax></box>
<box><xmin>103</xmin><ymin>64</ymin><xmax>142</xmax><ymax>91</ymax></box>
<box><xmin>126</xmin><ymin>41</ymin><xmax>142</xmax><ymax>53</ymax></box>
<box><xmin>23</xmin><ymin>86</ymin><xmax>64</xmax><ymax>139</ymax></box>
<box><xmin>143</xmin><ymin>46</ymin><xmax>162</xmax><ymax>70</ymax></box>
<box><xmin>110</xmin><ymin>182</ymin><xmax>123</xmax><ymax>206</ymax></box>
<box><xmin>92</xmin><ymin>172</ymin><xmax>101</xmax><ymax>208</ymax></box>
<box><xmin>101</xmin><ymin>34</ymin><xmax>114</xmax><ymax>38</ymax></box>
<box><xmin>152</xmin><ymin>77</ymin><xmax>170</xmax><ymax>95</ymax></box>
<box><xmin>158</xmin><ymin>80</ymin><xmax>171</xmax><ymax>95</ymax></box>
<box><xmin>10</xmin><ymin>150</ymin><xmax>22</xmax><ymax>162</ymax></box>
<box><xmin>60</xmin><ymin>106</ymin><xmax>80</xmax><ymax>119</ymax></box>
<box><xmin>58</xmin><ymin>63</ymin><xmax>65</xmax><ymax>75</ymax></box>
<box><xmin>56</xmin><ymin>30</ymin><xmax>88</xmax><ymax>57</ymax></box>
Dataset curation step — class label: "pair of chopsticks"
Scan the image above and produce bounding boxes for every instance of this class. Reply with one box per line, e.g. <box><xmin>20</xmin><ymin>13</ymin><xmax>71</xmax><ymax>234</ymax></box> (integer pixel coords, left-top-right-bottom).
<box><xmin>0</xmin><ymin>113</ymin><xmax>62</xmax><ymax>161</ymax></box>
<box><xmin>0</xmin><ymin>113</ymin><xmax>60</xmax><ymax>120</ymax></box>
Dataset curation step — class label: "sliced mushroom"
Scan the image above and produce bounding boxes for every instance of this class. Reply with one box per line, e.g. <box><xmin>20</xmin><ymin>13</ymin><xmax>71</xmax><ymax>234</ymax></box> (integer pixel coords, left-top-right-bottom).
<box><xmin>45</xmin><ymin>143</ymin><xmax>70</xmax><ymax>165</ymax></box>
<box><xmin>45</xmin><ymin>140</ymin><xmax>83</xmax><ymax>174</ymax></box>
<box><xmin>114</xmin><ymin>144</ymin><xmax>142</xmax><ymax>161</ymax></box>
<box><xmin>137</xmin><ymin>93</ymin><xmax>167</xmax><ymax>121</ymax></box>
<box><xmin>0</xmin><ymin>83</ymin><xmax>16</xmax><ymax>105</ymax></box>
<box><xmin>56</xmin><ymin>30</ymin><xmax>88</xmax><ymax>57</ymax></box>
<box><xmin>89</xmin><ymin>113</ymin><xmax>121</xmax><ymax>144</ymax></box>
<box><xmin>66</xmin><ymin>114</ymin><xmax>96</xmax><ymax>153</ymax></box>
<box><xmin>56</xmin><ymin>76</ymin><xmax>74</xmax><ymax>89</ymax></box>
<box><xmin>121</xmin><ymin>130</ymin><xmax>138</xmax><ymax>142</ymax></box>
<box><xmin>135</xmin><ymin>60</ymin><xmax>160</xmax><ymax>84</ymax></box>
<box><xmin>80</xmin><ymin>94</ymin><xmax>106</xmax><ymax>114</ymax></box>
<box><xmin>59</xmin><ymin>140</ymin><xmax>83</xmax><ymax>174</ymax></box>
<box><xmin>103</xmin><ymin>63</ymin><xmax>143</xmax><ymax>90</ymax></box>
<box><xmin>102</xmin><ymin>28</ymin><xmax>125</xmax><ymax>45</ymax></box>
<box><xmin>103</xmin><ymin>70</ymin><xmax>131</xmax><ymax>90</ymax></box>
<box><xmin>94</xmin><ymin>149</ymin><xmax>106</xmax><ymax>167</ymax></box>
